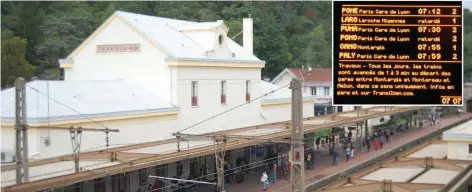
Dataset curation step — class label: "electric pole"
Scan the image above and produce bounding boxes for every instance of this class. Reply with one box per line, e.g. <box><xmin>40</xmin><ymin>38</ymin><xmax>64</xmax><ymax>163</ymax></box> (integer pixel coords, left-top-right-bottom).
<box><xmin>290</xmin><ymin>78</ymin><xmax>305</xmax><ymax>192</ymax></box>
<box><xmin>173</xmin><ymin>133</ymin><xmax>291</xmax><ymax>192</ymax></box>
<box><xmin>214</xmin><ymin>138</ymin><xmax>227</xmax><ymax>192</ymax></box>
<box><xmin>13</xmin><ymin>77</ymin><xmax>119</xmax><ymax>183</ymax></box>
<box><xmin>15</xmin><ymin>78</ymin><xmax>29</xmax><ymax>184</ymax></box>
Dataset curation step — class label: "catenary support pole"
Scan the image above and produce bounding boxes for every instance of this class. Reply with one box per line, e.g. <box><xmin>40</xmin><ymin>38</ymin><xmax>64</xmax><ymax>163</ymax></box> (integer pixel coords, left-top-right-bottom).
<box><xmin>15</xmin><ymin>78</ymin><xmax>29</xmax><ymax>184</ymax></box>
<box><xmin>214</xmin><ymin>139</ymin><xmax>227</xmax><ymax>192</ymax></box>
<box><xmin>290</xmin><ymin>78</ymin><xmax>305</xmax><ymax>192</ymax></box>
<box><xmin>70</xmin><ymin>127</ymin><xmax>83</xmax><ymax>173</ymax></box>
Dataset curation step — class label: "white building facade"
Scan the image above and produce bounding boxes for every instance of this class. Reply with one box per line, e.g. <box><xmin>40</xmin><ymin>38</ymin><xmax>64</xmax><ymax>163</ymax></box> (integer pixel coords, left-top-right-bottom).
<box><xmin>271</xmin><ymin>67</ymin><xmax>333</xmax><ymax>103</ymax></box>
<box><xmin>443</xmin><ymin>119</ymin><xmax>472</xmax><ymax>160</ymax></box>
<box><xmin>271</xmin><ymin>67</ymin><xmax>390</xmax><ymax>128</ymax></box>
<box><xmin>1</xmin><ymin>11</ymin><xmax>315</xmax><ymax>162</ymax></box>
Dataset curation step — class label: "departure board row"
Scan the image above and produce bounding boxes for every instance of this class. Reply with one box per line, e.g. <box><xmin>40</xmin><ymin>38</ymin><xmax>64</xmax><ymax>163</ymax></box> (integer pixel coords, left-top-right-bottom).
<box><xmin>333</xmin><ymin>1</ymin><xmax>463</xmax><ymax>106</ymax></box>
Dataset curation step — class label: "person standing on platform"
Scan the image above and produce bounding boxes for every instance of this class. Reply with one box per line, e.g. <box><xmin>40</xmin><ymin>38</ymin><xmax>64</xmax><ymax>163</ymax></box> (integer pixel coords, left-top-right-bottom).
<box><xmin>277</xmin><ymin>152</ymin><xmax>282</xmax><ymax>178</ymax></box>
<box><xmin>306</xmin><ymin>149</ymin><xmax>312</xmax><ymax>170</ymax></box>
<box><xmin>345</xmin><ymin>147</ymin><xmax>351</xmax><ymax>162</ymax></box>
<box><xmin>384</xmin><ymin>130</ymin><xmax>389</xmax><ymax>143</ymax></box>
<box><xmin>347</xmin><ymin>130</ymin><xmax>353</xmax><ymax>143</ymax></box>
<box><xmin>351</xmin><ymin>147</ymin><xmax>355</xmax><ymax>159</ymax></box>
<box><xmin>325</xmin><ymin>135</ymin><xmax>329</xmax><ymax>149</ymax></box>
<box><xmin>272</xmin><ymin>162</ymin><xmax>277</xmax><ymax>183</ymax></box>
<box><xmin>436</xmin><ymin>115</ymin><xmax>441</xmax><ymax>127</ymax></box>
<box><xmin>152</xmin><ymin>180</ymin><xmax>160</xmax><ymax>192</ymax></box>
<box><xmin>380</xmin><ymin>134</ymin><xmax>385</xmax><ymax>149</ymax></box>
<box><xmin>374</xmin><ymin>136</ymin><xmax>380</xmax><ymax>150</ymax></box>
<box><xmin>428</xmin><ymin>113</ymin><xmax>433</xmax><ymax>126</ymax></box>
<box><xmin>261</xmin><ymin>171</ymin><xmax>269</xmax><ymax>191</ymax></box>
<box><xmin>331</xmin><ymin>135</ymin><xmax>336</xmax><ymax>147</ymax></box>
<box><xmin>365</xmin><ymin>137</ymin><xmax>371</xmax><ymax>152</ymax></box>
<box><xmin>333</xmin><ymin>150</ymin><xmax>338</xmax><ymax>165</ymax></box>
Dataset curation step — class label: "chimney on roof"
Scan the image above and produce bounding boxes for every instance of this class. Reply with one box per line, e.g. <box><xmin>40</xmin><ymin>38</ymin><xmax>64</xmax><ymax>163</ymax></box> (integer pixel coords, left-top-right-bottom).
<box><xmin>243</xmin><ymin>15</ymin><xmax>253</xmax><ymax>55</ymax></box>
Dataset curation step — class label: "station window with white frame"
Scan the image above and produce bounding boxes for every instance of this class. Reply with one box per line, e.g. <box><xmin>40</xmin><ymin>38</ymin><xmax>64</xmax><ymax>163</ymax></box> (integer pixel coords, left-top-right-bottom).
<box><xmin>324</xmin><ymin>87</ymin><xmax>330</xmax><ymax>96</ymax></box>
<box><xmin>246</xmin><ymin>80</ymin><xmax>251</xmax><ymax>102</ymax></box>
<box><xmin>221</xmin><ymin>80</ymin><xmax>227</xmax><ymax>104</ymax></box>
<box><xmin>311</xmin><ymin>87</ymin><xmax>317</xmax><ymax>96</ymax></box>
<box><xmin>191</xmin><ymin>81</ymin><xmax>198</xmax><ymax>106</ymax></box>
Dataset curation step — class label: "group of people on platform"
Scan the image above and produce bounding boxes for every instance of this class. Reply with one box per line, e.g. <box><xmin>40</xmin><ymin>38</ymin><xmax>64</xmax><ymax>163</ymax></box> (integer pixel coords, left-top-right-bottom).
<box><xmin>261</xmin><ymin>151</ymin><xmax>290</xmax><ymax>191</ymax></box>
<box><xmin>330</xmin><ymin>128</ymin><xmax>395</xmax><ymax>165</ymax></box>
<box><xmin>224</xmin><ymin>156</ymin><xmax>250</xmax><ymax>185</ymax></box>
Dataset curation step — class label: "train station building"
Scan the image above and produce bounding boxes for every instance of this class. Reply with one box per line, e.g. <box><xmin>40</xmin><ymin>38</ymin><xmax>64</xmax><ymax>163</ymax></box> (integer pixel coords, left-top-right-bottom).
<box><xmin>1</xmin><ymin>11</ymin><xmax>417</xmax><ymax>192</ymax></box>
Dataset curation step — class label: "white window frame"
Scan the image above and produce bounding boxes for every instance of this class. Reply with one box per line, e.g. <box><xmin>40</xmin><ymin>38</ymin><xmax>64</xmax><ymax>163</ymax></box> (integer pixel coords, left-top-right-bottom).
<box><xmin>246</xmin><ymin>80</ymin><xmax>251</xmax><ymax>102</ymax></box>
<box><xmin>324</xmin><ymin>87</ymin><xmax>330</xmax><ymax>96</ymax></box>
<box><xmin>221</xmin><ymin>81</ymin><xmax>226</xmax><ymax>95</ymax></box>
<box><xmin>311</xmin><ymin>87</ymin><xmax>317</xmax><ymax>96</ymax></box>
<box><xmin>191</xmin><ymin>81</ymin><xmax>198</xmax><ymax>106</ymax></box>
<box><xmin>221</xmin><ymin>81</ymin><xmax>227</xmax><ymax>104</ymax></box>
<box><xmin>192</xmin><ymin>81</ymin><xmax>198</xmax><ymax>97</ymax></box>
<box><xmin>246</xmin><ymin>80</ymin><xmax>251</xmax><ymax>94</ymax></box>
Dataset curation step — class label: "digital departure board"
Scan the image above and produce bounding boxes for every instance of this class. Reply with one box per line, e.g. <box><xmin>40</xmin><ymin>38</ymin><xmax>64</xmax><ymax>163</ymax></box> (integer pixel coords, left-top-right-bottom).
<box><xmin>333</xmin><ymin>1</ymin><xmax>463</xmax><ymax>106</ymax></box>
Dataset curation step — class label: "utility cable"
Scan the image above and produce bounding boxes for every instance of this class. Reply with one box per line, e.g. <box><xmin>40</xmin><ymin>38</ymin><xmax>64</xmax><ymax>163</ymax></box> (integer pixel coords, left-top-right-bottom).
<box><xmin>43</xmin><ymin>118</ymin><xmax>415</xmax><ymax>191</ymax></box>
<box><xmin>177</xmin><ymin>83</ymin><xmax>290</xmax><ymax>133</ymax></box>
<box><xmin>42</xmin><ymin>128</ymin><xmax>410</xmax><ymax>192</ymax></box>
<box><xmin>40</xmin><ymin>141</ymin><xmax>282</xmax><ymax>191</ymax></box>
<box><xmin>26</xmin><ymin>84</ymin><xmax>108</xmax><ymax>129</ymax></box>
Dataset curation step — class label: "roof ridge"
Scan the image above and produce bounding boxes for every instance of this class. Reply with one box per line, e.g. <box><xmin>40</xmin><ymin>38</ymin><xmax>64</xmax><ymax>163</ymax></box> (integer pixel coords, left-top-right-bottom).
<box><xmin>113</xmin><ymin>10</ymin><xmax>261</xmax><ymax>62</ymax></box>
<box><xmin>115</xmin><ymin>10</ymin><xmax>198</xmax><ymax>24</ymax></box>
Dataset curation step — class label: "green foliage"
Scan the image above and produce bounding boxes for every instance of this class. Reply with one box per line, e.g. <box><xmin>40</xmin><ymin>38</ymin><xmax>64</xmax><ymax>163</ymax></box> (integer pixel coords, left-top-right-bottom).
<box><xmin>4</xmin><ymin>2</ymin><xmax>472</xmax><ymax>86</ymax></box>
<box><xmin>1</xmin><ymin>1</ymin><xmax>332</xmax><ymax>85</ymax></box>
<box><xmin>1</xmin><ymin>30</ymin><xmax>34</xmax><ymax>88</ymax></box>
<box><xmin>314</xmin><ymin>129</ymin><xmax>332</xmax><ymax>137</ymax></box>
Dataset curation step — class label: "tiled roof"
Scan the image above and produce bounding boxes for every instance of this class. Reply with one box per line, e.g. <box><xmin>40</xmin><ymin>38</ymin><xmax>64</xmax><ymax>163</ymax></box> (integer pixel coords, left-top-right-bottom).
<box><xmin>1</xmin><ymin>80</ymin><xmax>178</xmax><ymax>123</ymax></box>
<box><xmin>116</xmin><ymin>11</ymin><xmax>261</xmax><ymax>62</ymax></box>
<box><xmin>288</xmin><ymin>67</ymin><xmax>332</xmax><ymax>83</ymax></box>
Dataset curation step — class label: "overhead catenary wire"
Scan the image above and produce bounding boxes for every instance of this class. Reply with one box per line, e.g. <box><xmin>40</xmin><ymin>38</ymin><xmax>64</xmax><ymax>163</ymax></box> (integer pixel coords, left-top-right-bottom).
<box><xmin>25</xmin><ymin>84</ymin><xmax>108</xmax><ymax>129</ymax></box>
<box><xmin>18</xmin><ymin>116</ymin><xmax>413</xmax><ymax>187</ymax></box>
<box><xmin>24</xmin><ymin>141</ymin><xmax>269</xmax><ymax>186</ymax></box>
<box><xmin>21</xmin><ymin>110</ymin><xmax>411</xmax><ymax>186</ymax></box>
<box><xmin>38</xmin><ymin>109</ymin><xmax>421</xmax><ymax>191</ymax></box>
<box><xmin>40</xmin><ymin>141</ymin><xmax>285</xmax><ymax>191</ymax></box>
<box><xmin>176</xmin><ymin>83</ymin><xmax>291</xmax><ymax>133</ymax></box>
<box><xmin>48</xmin><ymin>139</ymin><xmax>364</xmax><ymax>192</ymax></box>
<box><xmin>155</xmin><ymin>155</ymin><xmax>285</xmax><ymax>192</ymax></box>
<box><xmin>40</xmin><ymin>121</ymin><xmax>418</xmax><ymax>192</ymax></box>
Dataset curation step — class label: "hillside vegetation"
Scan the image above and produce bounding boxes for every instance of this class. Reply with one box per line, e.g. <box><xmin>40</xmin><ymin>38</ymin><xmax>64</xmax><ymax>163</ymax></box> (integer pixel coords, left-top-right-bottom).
<box><xmin>2</xmin><ymin>2</ymin><xmax>471</xmax><ymax>88</ymax></box>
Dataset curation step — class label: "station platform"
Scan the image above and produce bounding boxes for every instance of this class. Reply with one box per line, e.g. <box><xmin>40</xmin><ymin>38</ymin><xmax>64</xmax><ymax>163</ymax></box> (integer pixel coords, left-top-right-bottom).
<box><xmin>192</xmin><ymin>113</ymin><xmax>472</xmax><ymax>192</ymax></box>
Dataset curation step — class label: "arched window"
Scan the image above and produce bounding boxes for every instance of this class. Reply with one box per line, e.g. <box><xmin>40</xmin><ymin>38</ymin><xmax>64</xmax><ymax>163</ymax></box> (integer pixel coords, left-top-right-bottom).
<box><xmin>218</xmin><ymin>35</ymin><xmax>224</xmax><ymax>45</ymax></box>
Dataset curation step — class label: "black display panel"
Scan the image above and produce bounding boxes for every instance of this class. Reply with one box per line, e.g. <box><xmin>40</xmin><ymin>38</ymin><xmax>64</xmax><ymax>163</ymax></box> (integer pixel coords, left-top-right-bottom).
<box><xmin>333</xmin><ymin>1</ymin><xmax>463</xmax><ymax>105</ymax></box>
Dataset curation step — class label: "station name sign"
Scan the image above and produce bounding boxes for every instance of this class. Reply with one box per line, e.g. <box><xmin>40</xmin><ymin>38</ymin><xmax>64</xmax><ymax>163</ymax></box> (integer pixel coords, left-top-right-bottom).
<box><xmin>97</xmin><ymin>44</ymin><xmax>140</xmax><ymax>53</ymax></box>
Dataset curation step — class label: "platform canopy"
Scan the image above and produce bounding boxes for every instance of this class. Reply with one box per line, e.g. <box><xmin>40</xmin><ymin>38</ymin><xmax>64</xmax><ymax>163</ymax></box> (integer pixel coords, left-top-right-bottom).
<box><xmin>1</xmin><ymin>106</ymin><xmax>421</xmax><ymax>192</ymax></box>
